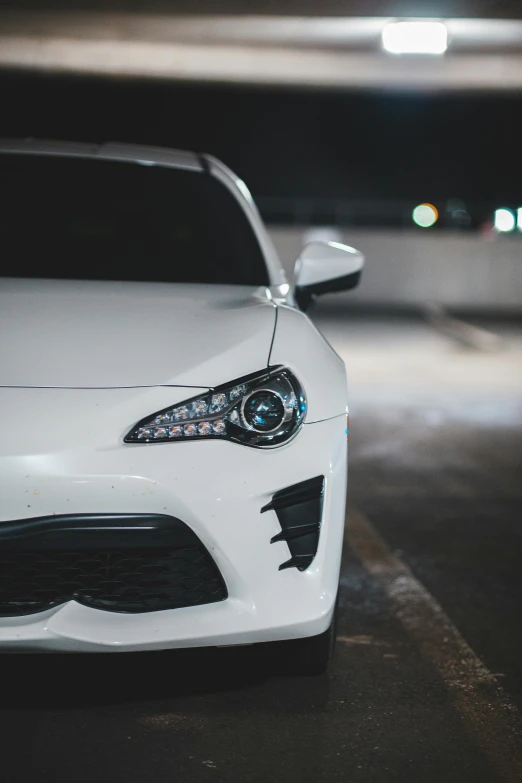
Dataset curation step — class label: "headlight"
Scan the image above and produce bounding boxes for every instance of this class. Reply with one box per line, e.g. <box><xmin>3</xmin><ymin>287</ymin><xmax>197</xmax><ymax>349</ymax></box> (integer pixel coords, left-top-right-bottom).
<box><xmin>125</xmin><ymin>366</ymin><xmax>306</xmax><ymax>448</ymax></box>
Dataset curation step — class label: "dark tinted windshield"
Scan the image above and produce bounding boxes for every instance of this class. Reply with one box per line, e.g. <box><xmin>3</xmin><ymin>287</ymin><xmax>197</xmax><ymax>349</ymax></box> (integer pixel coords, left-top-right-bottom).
<box><xmin>0</xmin><ymin>152</ymin><xmax>269</xmax><ymax>285</ymax></box>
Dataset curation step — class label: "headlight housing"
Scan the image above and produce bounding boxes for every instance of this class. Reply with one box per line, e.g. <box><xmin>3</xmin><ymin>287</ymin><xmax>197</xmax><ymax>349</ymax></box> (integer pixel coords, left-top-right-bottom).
<box><xmin>125</xmin><ymin>366</ymin><xmax>306</xmax><ymax>448</ymax></box>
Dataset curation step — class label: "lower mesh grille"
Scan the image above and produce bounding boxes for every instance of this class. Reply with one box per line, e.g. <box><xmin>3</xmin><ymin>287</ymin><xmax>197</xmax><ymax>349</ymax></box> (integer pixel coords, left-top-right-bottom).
<box><xmin>0</xmin><ymin>546</ymin><xmax>227</xmax><ymax>616</ymax></box>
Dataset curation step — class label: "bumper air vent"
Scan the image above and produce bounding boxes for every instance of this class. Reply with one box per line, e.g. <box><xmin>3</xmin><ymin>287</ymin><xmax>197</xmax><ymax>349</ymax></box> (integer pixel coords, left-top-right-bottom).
<box><xmin>0</xmin><ymin>514</ymin><xmax>227</xmax><ymax>616</ymax></box>
<box><xmin>261</xmin><ymin>476</ymin><xmax>324</xmax><ymax>571</ymax></box>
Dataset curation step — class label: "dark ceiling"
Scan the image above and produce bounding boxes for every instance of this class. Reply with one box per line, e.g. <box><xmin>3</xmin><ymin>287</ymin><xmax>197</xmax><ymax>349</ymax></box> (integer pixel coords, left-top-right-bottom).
<box><xmin>1</xmin><ymin>0</ymin><xmax>522</xmax><ymax>17</ymax></box>
<box><xmin>1</xmin><ymin>70</ymin><xmax>520</xmax><ymax>218</ymax></box>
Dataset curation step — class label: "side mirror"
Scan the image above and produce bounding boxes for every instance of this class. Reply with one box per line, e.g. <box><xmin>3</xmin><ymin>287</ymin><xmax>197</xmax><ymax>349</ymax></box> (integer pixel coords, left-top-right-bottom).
<box><xmin>294</xmin><ymin>241</ymin><xmax>364</xmax><ymax>310</ymax></box>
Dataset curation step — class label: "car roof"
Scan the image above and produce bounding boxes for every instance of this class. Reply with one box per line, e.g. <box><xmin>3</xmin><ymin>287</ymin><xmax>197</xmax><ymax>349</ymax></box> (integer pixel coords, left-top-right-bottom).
<box><xmin>0</xmin><ymin>138</ymin><xmax>203</xmax><ymax>171</ymax></box>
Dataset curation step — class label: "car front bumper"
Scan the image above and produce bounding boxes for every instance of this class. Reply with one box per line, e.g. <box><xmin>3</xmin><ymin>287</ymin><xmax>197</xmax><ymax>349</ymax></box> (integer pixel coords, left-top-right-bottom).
<box><xmin>0</xmin><ymin>387</ymin><xmax>347</xmax><ymax>652</ymax></box>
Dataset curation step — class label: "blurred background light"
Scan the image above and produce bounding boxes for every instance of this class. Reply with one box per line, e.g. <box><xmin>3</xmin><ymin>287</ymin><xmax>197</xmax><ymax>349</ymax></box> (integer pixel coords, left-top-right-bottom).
<box><xmin>445</xmin><ymin>198</ymin><xmax>471</xmax><ymax>229</ymax></box>
<box><xmin>382</xmin><ymin>21</ymin><xmax>448</xmax><ymax>55</ymax></box>
<box><xmin>494</xmin><ymin>208</ymin><xmax>516</xmax><ymax>232</ymax></box>
<box><xmin>517</xmin><ymin>208</ymin><xmax>522</xmax><ymax>231</ymax></box>
<box><xmin>412</xmin><ymin>203</ymin><xmax>439</xmax><ymax>228</ymax></box>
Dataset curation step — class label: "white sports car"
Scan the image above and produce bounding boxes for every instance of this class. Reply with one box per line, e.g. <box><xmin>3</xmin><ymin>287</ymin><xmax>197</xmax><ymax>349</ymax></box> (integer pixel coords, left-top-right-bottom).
<box><xmin>0</xmin><ymin>140</ymin><xmax>363</xmax><ymax>674</ymax></box>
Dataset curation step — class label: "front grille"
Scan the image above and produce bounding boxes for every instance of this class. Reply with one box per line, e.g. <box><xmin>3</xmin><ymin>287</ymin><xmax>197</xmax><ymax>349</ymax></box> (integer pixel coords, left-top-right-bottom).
<box><xmin>0</xmin><ymin>514</ymin><xmax>227</xmax><ymax>616</ymax></box>
<box><xmin>0</xmin><ymin>546</ymin><xmax>227</xmax><ymax>616</ymax></box>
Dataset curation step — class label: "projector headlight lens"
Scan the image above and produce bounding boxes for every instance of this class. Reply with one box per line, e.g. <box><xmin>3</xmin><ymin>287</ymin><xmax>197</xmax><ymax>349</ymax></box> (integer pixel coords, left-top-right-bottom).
<box><xmin>125</xmin><ymin>366</ymin><xmax>306</xmax><ymax>448</ymax></box>
<box><xmin>242</xmin><ymin>390</ymin><xmax>286</xmax><ymax>432</ymax></box>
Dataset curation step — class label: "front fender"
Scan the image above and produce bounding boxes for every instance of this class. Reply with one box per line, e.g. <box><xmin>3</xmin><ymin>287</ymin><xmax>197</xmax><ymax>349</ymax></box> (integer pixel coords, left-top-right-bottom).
<box><xmin>269</xmin><ymin>305</ymin><xmax>348</xmax><ymax>423</ymax></box>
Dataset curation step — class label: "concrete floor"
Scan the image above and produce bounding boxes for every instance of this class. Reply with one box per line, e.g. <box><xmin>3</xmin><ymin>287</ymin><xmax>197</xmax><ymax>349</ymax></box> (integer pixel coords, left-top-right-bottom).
<box><xmin>1</xmin><ymin>312</ymin><xmax>521</xmax><ymax>782</ymax></box>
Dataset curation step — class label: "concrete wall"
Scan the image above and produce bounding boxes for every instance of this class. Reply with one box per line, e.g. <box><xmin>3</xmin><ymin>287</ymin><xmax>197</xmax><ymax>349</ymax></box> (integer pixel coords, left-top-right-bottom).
<box><xmin>268</xmin><ymin>226</ymin><xmax>522</xmax><ymax>312</ymax></box>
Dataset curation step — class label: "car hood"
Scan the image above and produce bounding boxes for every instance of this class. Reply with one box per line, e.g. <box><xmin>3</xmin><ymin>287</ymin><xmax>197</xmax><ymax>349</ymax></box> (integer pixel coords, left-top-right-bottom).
<box><xmin>0</xmin><ymin>279</ymin><xmax>276</xmax><ymax>388</ymax></box>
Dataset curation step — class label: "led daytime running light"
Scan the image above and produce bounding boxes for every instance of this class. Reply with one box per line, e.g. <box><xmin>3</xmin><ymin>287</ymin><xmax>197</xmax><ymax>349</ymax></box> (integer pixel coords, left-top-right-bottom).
<box><xmin>125</xmin><ymin>367</ymin><xmax>306</xmax><ymax>448</ymax></box>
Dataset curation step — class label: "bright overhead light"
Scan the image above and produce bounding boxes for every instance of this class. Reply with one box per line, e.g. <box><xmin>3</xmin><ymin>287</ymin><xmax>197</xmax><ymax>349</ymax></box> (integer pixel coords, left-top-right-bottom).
<box><xmin>382</xmin><ymin>21</ymin><xmax>448</xmax><ymax>55</ymax></box>
<box><xmin>517</xmin><ymin>208</ymin><xmax>522</xmax><ymax>231</ymax></box>
<box><xmin>412</xmin><ymin>203</ymin><xmax>439</xmax><ymax>228</ymax></box>
<box><xmin>494</xmin><ymin>208</ymin><xmax>516</xmax><ymax>233</ymax></box>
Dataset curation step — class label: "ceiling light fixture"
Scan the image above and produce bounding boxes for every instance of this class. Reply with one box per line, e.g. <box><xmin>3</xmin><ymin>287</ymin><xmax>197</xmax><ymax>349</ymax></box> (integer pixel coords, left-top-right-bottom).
<box><xmin>382</xmin><ymin>21</ymin><xmax>448</xmax><ymax>55</ymax></box>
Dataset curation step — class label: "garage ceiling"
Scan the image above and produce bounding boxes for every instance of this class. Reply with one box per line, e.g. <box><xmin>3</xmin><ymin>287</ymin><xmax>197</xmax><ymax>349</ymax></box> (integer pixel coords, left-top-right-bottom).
<box><xmin>1</xmin><ymin>6</ymin><xmax>522</xmax><ymax>90</ymax></box>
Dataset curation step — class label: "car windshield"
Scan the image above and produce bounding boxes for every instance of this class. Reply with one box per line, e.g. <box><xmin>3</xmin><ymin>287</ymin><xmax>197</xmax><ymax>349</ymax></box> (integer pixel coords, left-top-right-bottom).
<box><xmin>0</xmin><ymin>152</ymin><xmax>270</xmax><ymax>286</ymax></box>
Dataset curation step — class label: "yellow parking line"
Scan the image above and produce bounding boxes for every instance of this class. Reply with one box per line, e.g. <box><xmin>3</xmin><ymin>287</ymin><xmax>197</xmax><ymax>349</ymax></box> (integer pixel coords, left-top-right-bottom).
<box><xmin>346</xmin><ymin>507</ymin><xmax>522</xmax><ymax>783</ymax></box>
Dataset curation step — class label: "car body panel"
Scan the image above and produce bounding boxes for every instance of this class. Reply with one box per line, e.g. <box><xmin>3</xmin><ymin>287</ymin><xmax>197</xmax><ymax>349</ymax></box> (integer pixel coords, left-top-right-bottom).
<box><xmin>0</xmin><ymin>279</ymin><xmax>276</xmax><ymax>388</ymax></box>
<box><xmin>0</xmin><ymin>139</ymin><xmax>351</xmax><ymax>653</ymax></box>
<box><xmin>0</xmin><ymin>406</ymin><xmax>346</xmax><ymax>652</ymax></box>
<box><xmin>0</xmin><ymin>138</ymin><xmax>202</xmax><ymax>170</ymax></box>
<box><xmin>270</xmin><ymin>304</ymin><xmax>349</xmax><ymax>421</ymax></box>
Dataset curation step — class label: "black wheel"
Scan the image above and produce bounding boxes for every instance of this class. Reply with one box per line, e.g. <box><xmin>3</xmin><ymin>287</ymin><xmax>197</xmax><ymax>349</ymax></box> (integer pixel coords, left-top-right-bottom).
<box><xmin>273</xmin><ymin>597</ymin><xmax>338</xmax><ymax>676</ymax></box>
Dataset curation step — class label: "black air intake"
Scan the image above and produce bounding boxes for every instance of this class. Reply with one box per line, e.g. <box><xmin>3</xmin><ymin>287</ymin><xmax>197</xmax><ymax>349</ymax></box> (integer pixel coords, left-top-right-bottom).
<box><xmin>261</xmin><ymin>476</ymin><xmax>324</xmax><ymax>571</ymax></box>
<box><xmin>0</xmin><ymin>514</ymin><xmax>227</xmax><ymax>616</ymax></box>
